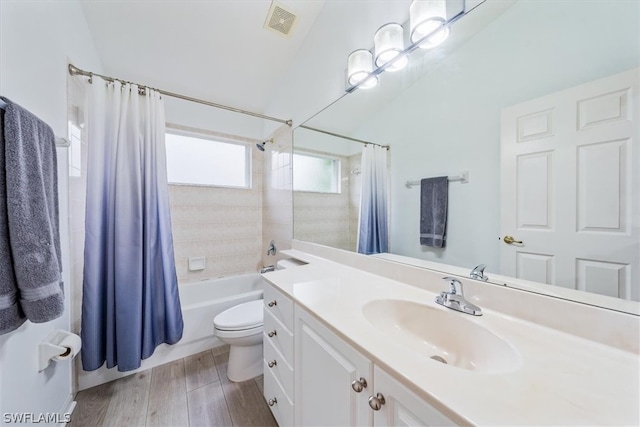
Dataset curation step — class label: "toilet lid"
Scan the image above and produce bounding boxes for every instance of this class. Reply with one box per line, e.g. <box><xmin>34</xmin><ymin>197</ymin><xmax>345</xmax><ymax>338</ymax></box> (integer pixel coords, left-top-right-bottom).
<box><xmin>214</xmin><ymin>300</ymin><xmax>264</xmax><ymax>331</ymax></box>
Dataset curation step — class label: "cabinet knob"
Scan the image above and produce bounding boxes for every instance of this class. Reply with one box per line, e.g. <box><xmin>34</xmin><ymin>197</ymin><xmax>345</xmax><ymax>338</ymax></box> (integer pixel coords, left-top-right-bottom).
<box><xmin>351</xmin><ymin>377</ymin><xmax>368</xmax><ymax>393</ymax></box>
<box><xmin>268</xmin><ymin>398</ymin><xmax>277</xmax><ymax>407</ymax></box>
<box><xmin>268</xmin><ymin>300</ymin><xmax>277</xmax><ymax>307</ymax></box>
<box><xmin>368</xmin><ymin>393</ymin><xmax>386</xmax><ymax>411</ymax></box>
<box><xmin>268</xmin><ymin>360</ymin><xmax>277</xmax><ymax>368</ymax></box>
<box><xmin>268</xmin><ymin>330</ymin><xmax>277</xmax><ymax>338</ymax></box>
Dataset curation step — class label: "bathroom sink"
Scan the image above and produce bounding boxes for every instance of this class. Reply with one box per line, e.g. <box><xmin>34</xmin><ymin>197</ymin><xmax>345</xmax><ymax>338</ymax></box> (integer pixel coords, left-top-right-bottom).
<box><xmin>362</xmin><ymin>299</ymin><xmax>520</xmax><ymax>373</ymax></box>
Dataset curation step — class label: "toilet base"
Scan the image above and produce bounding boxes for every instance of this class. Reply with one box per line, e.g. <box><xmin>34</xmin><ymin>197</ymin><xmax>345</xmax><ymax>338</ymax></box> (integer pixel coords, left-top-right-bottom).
<box><xmin>226</xmin><ymin>343</ymin><xmax>263</xmax><ymax>382</ymax></box>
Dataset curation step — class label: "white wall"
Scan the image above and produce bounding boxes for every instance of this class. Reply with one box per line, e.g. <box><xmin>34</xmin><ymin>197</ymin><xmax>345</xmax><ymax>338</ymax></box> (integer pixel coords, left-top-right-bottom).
<box><xmin>353</xmin><ymin>0</ymin><xmax>640</xmax><ymax>270</ymax></box>
<box><xmin>0</xmin><ymin>0</ymin><xmax>102</xmax><ymax>423</ymax></box>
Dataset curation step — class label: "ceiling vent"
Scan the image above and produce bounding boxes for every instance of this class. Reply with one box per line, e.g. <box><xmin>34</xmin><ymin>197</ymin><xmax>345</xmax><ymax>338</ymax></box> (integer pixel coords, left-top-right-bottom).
<box><xmin>264</xmin><ymin>1</ymin><xmax>297</xmax><ymax>37</ymax></box>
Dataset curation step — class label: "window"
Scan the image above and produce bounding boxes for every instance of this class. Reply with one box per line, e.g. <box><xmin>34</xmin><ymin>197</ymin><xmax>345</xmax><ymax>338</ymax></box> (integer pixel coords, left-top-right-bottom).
<box><xmin>293</xmin><ymin>152</ymin><xmax>341</xmax><ymax>193</ymax></box>
<box><xmin>165</xmin><ymin>130</ymin><xmax>250</xmax><ymax>188</ymax></box>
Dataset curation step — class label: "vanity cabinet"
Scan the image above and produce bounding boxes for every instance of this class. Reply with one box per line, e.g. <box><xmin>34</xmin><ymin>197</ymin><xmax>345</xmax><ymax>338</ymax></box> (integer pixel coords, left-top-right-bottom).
<box><xmin>263</xmin><ymin>282</ymin><xmax>295</xmax><ymax>426</ymax></box>
<box><xmin>294</xmin><ymin>305</ymin><xmax>454</xmax><ymax>427</ymax></box>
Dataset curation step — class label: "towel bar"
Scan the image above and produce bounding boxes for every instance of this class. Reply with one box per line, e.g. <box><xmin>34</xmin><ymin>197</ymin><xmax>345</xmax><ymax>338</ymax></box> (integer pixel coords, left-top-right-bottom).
<box><xmin>405</xmin><ymin>170</ymin><xmax>469</xmax><ymax>188</ymax></box>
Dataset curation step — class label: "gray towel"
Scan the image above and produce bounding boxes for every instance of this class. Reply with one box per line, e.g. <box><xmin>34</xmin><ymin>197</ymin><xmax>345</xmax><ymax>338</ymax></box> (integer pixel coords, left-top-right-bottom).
<box><xmin>420</xmin><ymin>176</ymin><xmax>448</xmax><ymax>248</ymax></box>
<box><xmin>0</xmin><ymin>108</ymin><xmax>27</xmax><ymax>334</ymax></box>
<box><xmin>0</xmin><ymin>97</ymin><xmax>63</xmax><ymax>328</ymax></box>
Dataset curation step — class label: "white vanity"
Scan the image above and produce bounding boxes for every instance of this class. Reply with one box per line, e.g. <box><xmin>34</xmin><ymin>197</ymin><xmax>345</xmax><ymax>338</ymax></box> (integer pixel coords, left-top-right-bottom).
<box><xmin>261</xmin><ymin>244</ymin><xmax>639</xmax><ymax>426</ymax></box>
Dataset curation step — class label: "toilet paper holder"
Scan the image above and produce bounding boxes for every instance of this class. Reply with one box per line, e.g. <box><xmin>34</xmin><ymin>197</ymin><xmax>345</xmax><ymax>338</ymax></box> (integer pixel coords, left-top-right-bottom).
<box><xmin>38</xmin><ymin>329</ymin><xmax>82</xmax><ymax>372</ymax></box>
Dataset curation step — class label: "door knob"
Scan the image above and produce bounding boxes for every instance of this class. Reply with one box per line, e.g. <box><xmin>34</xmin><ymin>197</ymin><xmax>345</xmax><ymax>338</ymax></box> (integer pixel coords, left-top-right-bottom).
<box><xmin>503</xmin><ymin>235</ymin><xmax>523</xmax><ymax>245</ymax></box>
<box><xmin>268</xmin><ymin>330</ymin><xmax>277</xmax><ymax>337</ymax></box>
<box><xmin>268</xmin><ymin>360</ymin><xmax>277</xmax><ymax>368</ymax></box>
<box><xmin>368</xmin><ymin>393</ymin><xmax>386</xmax><ymax>411</ymax></box>
<box><xmin>268</xmin><ymin>398</ymin><xmax>277</xmax><ymax>406</ymax></box>
<box><xmin>351</xmin><ymin>377</ymin><xmax>368</xmax><ymax>393</ymax></box>
<box><xmin>267</xmin><ymin>300</ymin><xmax>277</xmax><ymax>307</ymax></box>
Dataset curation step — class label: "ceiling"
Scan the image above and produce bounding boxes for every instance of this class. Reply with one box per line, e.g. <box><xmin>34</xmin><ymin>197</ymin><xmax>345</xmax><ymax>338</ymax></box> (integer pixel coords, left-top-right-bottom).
<box><xmin>80</xmin><ymin>0</ymin><xmax>326</xmax><ymax>114</ymax></box>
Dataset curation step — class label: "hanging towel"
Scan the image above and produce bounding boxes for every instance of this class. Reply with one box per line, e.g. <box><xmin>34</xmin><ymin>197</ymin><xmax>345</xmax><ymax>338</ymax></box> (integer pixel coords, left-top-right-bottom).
<box><xmin>0</xmin><ymin>97</ymin><xmax>64</xmax><ymax>326</ymax></box>
<box><xmin>420</xmin><ymin>176</ymin><xmax>448</xmax><ymax>248</ymax></box>
<box><xmin>0</xmin><ymin>107</ymin><xmax>27</xmax><ymax>335</ymax></box>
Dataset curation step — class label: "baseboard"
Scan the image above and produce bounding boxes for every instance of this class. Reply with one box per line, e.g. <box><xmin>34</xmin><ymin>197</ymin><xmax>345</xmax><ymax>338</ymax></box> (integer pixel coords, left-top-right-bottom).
<box><xmin>58</xmin><ymin>396</ymin><xmax>76</xmax><ymax>427</ymax></box>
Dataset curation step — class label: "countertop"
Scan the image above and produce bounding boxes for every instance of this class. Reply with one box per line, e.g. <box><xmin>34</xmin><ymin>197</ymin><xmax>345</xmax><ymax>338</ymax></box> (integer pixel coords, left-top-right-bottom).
<box><xmin>263</xmin><ymin>250</ymin><xmax>640</xmax><ymax>426</ymax></box>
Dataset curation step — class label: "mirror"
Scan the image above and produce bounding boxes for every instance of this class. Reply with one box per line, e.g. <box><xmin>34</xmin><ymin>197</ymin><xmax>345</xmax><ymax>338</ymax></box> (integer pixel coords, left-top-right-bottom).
<box><xmin>292</xmin><ymin>0</ymin><xmax>640</xmax><ymax>313</ymax></box>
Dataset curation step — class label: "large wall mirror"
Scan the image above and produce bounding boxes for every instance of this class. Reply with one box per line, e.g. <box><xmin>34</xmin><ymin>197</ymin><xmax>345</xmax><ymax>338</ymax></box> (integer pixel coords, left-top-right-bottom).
<box><xmin>292</xmin><ymin>0</ymin><xmax>640</xmax><ymax>314</ymax></box>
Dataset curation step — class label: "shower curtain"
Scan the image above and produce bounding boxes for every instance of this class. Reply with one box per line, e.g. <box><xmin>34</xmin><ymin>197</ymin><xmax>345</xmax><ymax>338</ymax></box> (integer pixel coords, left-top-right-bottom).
<box><xmin>81</xmin><ymin>80</ymin><xmax>183</xmax><ymax>372</ymax></box>
<box><xmin>357</xmin><ymin>144</ymin><xmax>389</xmax><ymax>254</ymax></box>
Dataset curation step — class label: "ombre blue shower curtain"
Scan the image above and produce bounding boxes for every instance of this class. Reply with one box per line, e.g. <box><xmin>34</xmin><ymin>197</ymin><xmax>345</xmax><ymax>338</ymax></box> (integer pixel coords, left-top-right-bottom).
<box><xmin>357</xmin><ymin>145</ymin><xmax>389</xmax><ymax>254</ymax></box>
<box><xmin>81</xmin><ymin>80</ymin><xmax>183</xmax><ymax>372</ymax></box>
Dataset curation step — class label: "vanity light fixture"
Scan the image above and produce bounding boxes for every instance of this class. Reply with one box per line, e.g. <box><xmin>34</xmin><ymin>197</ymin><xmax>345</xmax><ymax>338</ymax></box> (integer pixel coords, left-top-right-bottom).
<box><xmin>347</xmin><ymin>49</ymin><xmax>378</xmax><ymax>89</ymax></box>
<box><xmin>374</xmin><ymin>23</ymin><xmax>408</xmax><ymax>72</ymax></box>
<box><xmin>409</xmin><ymin>0</ymin><xmax>450</xmax><ymax>49</ymax></box>
<box><xmin>345</xmin><ymin>0</ymin><xmax>461</xmax><ymax>93</ymax></box>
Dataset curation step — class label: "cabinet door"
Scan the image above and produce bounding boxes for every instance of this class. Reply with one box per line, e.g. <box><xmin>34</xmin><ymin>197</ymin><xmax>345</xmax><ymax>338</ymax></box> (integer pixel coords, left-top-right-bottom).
<box><xmin>295</xmin><ymin>306</ymin><xmax>372</xmax><ymax>427</ymax></box>
<box><xmin>373</xmin><ymin>366</ymin><xmax>454</xmax><ymax>427</ymax></box>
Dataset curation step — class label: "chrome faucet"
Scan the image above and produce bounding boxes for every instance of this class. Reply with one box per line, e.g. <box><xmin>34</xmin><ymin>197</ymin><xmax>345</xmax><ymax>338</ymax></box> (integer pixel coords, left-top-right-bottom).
<box><xmin>435</xmin><ymin>277</ymin><xmax>482</xmax><ymax>316</ymax></box>
<box><xmin>260</xmin><ymin>265</ymin><xmax>276</xmax><ymax>274</ymax></box>
<box><xmin>470</xmin><ymin>264</ymin><xmax>488</xmax><ymax>281</ymax></box>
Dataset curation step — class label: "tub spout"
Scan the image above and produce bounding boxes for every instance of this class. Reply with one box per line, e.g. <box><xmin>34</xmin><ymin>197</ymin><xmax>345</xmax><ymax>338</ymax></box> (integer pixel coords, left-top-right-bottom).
<box><xmin>260</xmin><ymin>265</ymin><xmax>276</xmax><ymax>274</ymax></box>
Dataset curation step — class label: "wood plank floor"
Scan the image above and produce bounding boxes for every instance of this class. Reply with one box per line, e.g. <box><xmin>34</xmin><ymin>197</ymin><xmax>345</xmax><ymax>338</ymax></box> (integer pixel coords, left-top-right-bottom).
<box><xmin>69</xmin><ymin>348</ymin><xmax>277</xmax><ymax>427</ymax></box>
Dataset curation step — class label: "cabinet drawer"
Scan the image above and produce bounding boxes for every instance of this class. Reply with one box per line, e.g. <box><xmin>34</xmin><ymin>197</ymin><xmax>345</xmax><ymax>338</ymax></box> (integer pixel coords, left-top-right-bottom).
<box><xmin>264</xmin><ymin>361</ymin><xmax>294</xmax><ymax>427</ymax></box>
<box><xmin>264</xmin><ymin>309</ymin><xmax>294</xmax><ymax>363</ymax></box>
<box><xmin>263</xmin><ymin>283</ymin><xmax>293</xmax><ymax>330</ymax></box>
<box><xmin>264</xmin><ymin>338</ymin><xmax>294</xmax><ymax>399</ymax></box>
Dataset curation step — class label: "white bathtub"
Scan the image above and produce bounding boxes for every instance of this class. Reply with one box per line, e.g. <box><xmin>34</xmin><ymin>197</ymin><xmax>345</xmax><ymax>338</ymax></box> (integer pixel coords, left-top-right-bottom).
<box><xmin>78</xmin><ymin>273</ymin><xmax>265</xmax><ymax>390</ymax></box>
<box><xmin>179</xmin><ymin>273</ymin><xmax>265</xmax><ymax>345</ymax></box>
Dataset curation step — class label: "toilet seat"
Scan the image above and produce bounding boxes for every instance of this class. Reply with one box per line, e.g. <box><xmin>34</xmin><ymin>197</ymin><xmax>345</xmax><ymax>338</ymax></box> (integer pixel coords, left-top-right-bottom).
<box><xmin>214</xmin><ymin>299</ymin><xmax>263</xmax><ymax>331</ymax></box>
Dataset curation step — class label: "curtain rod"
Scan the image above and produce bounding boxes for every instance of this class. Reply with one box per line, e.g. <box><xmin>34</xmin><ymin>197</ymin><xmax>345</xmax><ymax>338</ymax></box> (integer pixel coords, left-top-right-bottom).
<box><xmin>298</xmin><ymin>125</ymin><xmax>389</xmax><ymax>149</ymax></box>
<box><xmin>68</xmin><ymin>64</ymin><xmax>293</xmax><ymax>127</ymax></box>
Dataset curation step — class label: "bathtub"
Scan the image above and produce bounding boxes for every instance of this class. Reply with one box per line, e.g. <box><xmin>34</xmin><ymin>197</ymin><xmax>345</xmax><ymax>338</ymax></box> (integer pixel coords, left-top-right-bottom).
<box><xmin>179</xmin><ymin>273</ymin><xmax>265</xmax><ymax>346</ymax></box>
<box><xmin>78</xmin><ymin>273</ymin><xmax>265</xmax><ymax>390</ymax></box>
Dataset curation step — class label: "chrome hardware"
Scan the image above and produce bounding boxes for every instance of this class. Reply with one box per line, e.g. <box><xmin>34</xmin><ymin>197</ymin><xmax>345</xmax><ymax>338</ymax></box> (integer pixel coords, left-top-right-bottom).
<box><xmin>351</xmin><ymin>377</ymin><xmax>368</xmax><ymax>393</ymax></box>
<box><xmin>503</xmin><ymin>235</ymin><xmax>523</xmax><ymax>244</ymax></box>
<box><xmin>435</xmin><ymin>277</ymin><xmax>483</xmax><ymax>316</ymax></box>
<box><xmin>261</xmin><ymin>265</ymin><xmax>276</xmax><ymax>274</ymax></box>
<box><xmin>368</xmin><ymin>393</ymin><xmax>386</xmax><ymax>411</ymax></box>
<box><xmin>267</xmin><ymin>240</ymin><xmax>277</xmax><ymax>256</ymax></box>
<box><xmin>268</xmin><ymin>330</ymin><xmax>277</xmax><ymax>338</ymax></box>
<box><xmin>268</xmin><ymin>360</ymin><xmax>277</xmax><ymax>368</ymax></box>
<box><xmin>470</xmin><ymin>264</ymin><xmax>488</xmax><ymax>281</ymax></box>
<box><xmin>268</xmin><ymin>398</ymin><xmax>277</xmax><ymax>406</ymax></box>
<box><xmin>268</xmin><ymin>300</ymin><xmax>277</xmax><ymax>307</ymax></box>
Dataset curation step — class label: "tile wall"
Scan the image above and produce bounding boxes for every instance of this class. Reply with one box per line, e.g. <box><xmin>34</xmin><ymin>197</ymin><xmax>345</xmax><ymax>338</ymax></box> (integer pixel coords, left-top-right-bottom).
<box><xmin>261</xmin><ymin>125</ymin><xmax>293</xmax><ymax>267</ymax></box>
<box><xmin>293</xmin><ymin>150</ymin><xmax>361</xmax><ymax>251</ymax></box>
<box><xmin>168</xmin><ymin>129</ymin><xmax>264</xmax><ymax>283</ymax></box>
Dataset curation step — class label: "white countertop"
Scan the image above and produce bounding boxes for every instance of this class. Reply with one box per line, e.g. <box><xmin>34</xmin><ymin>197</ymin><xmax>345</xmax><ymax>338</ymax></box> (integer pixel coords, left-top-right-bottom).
<box><xmin>263</xmin><ymin>251</ymin><xmax>640</xmax><ymax>426</ymax></box>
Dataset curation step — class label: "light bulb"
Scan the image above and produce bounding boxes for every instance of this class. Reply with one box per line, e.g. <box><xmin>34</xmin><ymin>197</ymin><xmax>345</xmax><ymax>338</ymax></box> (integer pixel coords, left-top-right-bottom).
<box><xmin>410</xmin><ymin>0</ymin><xmax>450</xmax><ymax>49</ymax></box>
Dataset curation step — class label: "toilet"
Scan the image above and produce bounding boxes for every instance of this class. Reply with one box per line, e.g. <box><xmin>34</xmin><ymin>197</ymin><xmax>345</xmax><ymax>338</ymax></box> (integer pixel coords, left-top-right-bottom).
<box><xmin>214</xmin><ymin>259</ymin><xmax>305</xmax><ymax>382</ymax></box>
<box><xmin>214</xmin><ymin>299</ymin><xmax>264</xmax><ymax>382</ymax></box>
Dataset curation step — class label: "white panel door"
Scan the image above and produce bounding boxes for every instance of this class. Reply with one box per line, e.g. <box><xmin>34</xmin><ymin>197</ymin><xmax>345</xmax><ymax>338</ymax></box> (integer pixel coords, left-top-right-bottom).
<box><xmin>294</xmin><ymin>306</ymin><xmax>372</xmax><ymax>427</ymax></box>
<box><xmin>372</xmin><ymin>365</ymin><xmax>454</xmax><ymax>427</ymax></box>
<box><xmin>501</xmin><ymin>68</ymin><xmax>639</xmax><ymax>301</ymax></box>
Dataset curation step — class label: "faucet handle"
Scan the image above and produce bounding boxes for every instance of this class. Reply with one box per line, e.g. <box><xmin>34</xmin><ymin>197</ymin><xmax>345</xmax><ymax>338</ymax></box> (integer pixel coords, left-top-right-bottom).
<box><xmin>442</xmin><ymin>277</ymin><xmax>463</xmax><ymax>296</ymax></box>
<box><xmin>470</xmin><ymin>264</ymin><xmax>488</xmax><ymax>281</ymax></box>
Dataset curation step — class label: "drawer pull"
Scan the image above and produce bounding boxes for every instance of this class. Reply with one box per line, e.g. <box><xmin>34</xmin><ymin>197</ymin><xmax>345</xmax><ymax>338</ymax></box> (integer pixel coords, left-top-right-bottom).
<box><xmin>368</xmin><ymin>393</ymin><xmax>386</xmax><ymax>411</ymax></box>
<box><xmin>268</xmin><ymin>398</ymin><xmax>277</xmax><ymax>407</ymax></box>
<box><xmin>351</xmin><ymin>377</ymin><xmax>368</xmax><ymax>393</ymax></box>
<box><xmin>268</xmin><ymin>330</ymin><xmax>277</xmax><ymax>338</ymax></box>
<box><xmin>268</xmin><ymin>360</ymin><xmax>277</xmax><ymax>368</ymax></box>
<box><xmin>268</xmin><ymin>300</ymin><xmax>277</xmax><ymax>307</ymax></box>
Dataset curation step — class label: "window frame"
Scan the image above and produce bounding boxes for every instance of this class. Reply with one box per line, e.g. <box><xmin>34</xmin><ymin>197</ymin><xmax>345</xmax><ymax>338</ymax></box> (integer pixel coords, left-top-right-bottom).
<box><xmin>165</xmin><ymin>126</ymin><xmax>252</xmax><ymax>189</ymax></box>
<box><xmin>292</xmin><ymin>150</ymin><xmax>342</xmax><ymax>194</ymax></box>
